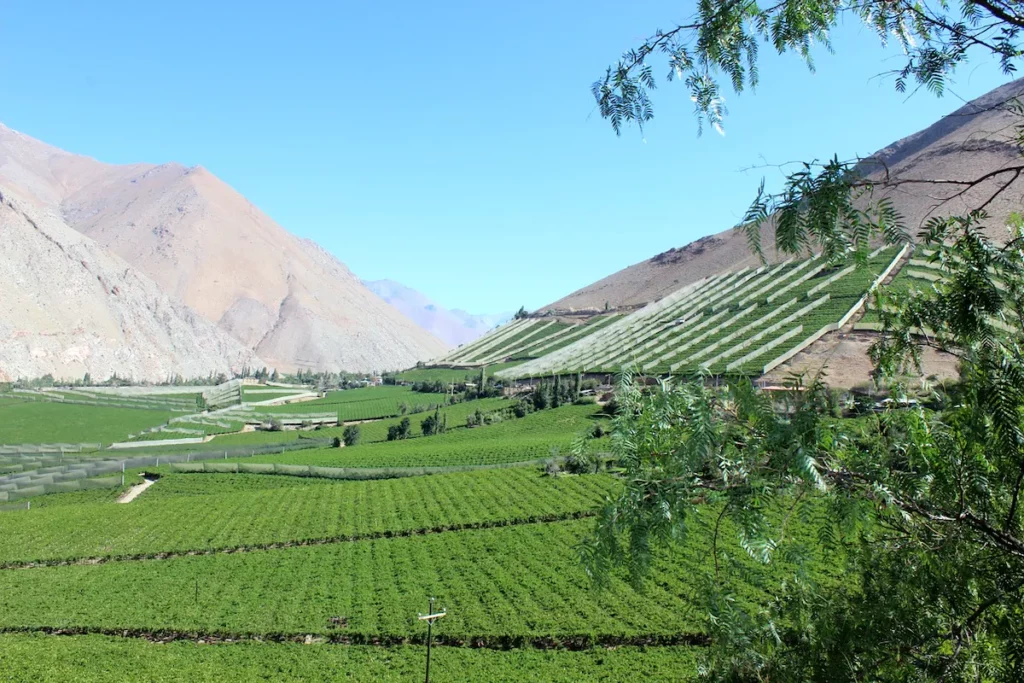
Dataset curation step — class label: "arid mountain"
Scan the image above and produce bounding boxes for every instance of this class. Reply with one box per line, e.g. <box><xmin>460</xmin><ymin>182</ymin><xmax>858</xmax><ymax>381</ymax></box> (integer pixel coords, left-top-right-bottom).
<box><xmin>363</xmin><ymin>279</ymin><xmax>512</xmax><ymax>347</ymax></box>
<box><xmin>0</xmin><ymin>123</ymin><xmax>448</xmax><ymax>373</ymax></box>
<box><xmin>542</xmin><ymin>78</ymin><xmax>1024</xmax><ymax>313</ymax></box>
<box><xmin>0</xmin><ymin>183</ymin><xmax>261</xmax><ymax>382</ymax></box>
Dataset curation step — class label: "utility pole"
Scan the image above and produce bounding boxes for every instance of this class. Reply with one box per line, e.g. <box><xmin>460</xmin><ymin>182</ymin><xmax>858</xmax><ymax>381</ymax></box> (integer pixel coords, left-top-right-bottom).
<box><xmin>417</xmin><ymin>597</ymin><xmax>447</xmax><ymax>683</ymax></box>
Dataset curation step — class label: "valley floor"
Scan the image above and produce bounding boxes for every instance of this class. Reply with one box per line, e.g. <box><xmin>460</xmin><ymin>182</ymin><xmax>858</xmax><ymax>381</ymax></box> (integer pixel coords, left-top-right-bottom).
<box><xmin>0</xmin><ymin>384</ymin><xmax>834</xmax><ymax>681</ymax></box>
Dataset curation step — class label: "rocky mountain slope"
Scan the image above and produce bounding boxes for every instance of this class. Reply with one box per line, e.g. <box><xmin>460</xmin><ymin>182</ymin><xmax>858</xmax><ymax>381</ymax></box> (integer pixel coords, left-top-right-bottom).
<box><xmin>0</xmin><ymin>183</ymin><xmax>261</xmax><ymax>382</ymax></box>
<box><xmin>0</xmin><ymin>124</ymin><xmax>448</xmax><ymax>373</ymax></box>
<box><xmin>363</xmin><ymin>279</ymin><xmax>511</xmax><ymax>347</ymax></box>
<box><xmin>542</xmin><ymin>78</ymin><xmax>1024</xmax><ymax>313</ymax></box>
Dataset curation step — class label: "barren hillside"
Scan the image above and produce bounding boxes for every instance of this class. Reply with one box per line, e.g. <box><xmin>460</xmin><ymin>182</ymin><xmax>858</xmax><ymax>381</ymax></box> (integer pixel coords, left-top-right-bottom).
<box><xmin>542</xmin><ymin>78</ymin><xmax>1024</xmax><ymax>313</ymax></box>
<box><xmin>0</xmin><ymin>183</ymin><xmax>261</xmax><ymax>382</ymax></box>
<box><xmin>0</xmin><ymin>124</ymin><xmax>448</xmax><ymax>372</ymax></box>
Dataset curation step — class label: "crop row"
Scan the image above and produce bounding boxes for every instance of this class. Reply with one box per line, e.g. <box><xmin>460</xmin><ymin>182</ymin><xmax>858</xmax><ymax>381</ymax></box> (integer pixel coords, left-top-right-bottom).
<box><xmin>0</xmin><ymin>520</ymin><xmax>761</xmax><ymax>639</ymax></box>
<box><xmin>440</xmin><ymin>318</ymin><xmax>537</xmax><ymax>364</ymax></box>
<box><xmin>0</xmin><ymin>467</ymin><xmax>617</xmax><ymax>564</ymax></box>
<box><xmin>0</xmin><ymin>633</ymin><xmax>703</xmax><ymax>681</ymax></box>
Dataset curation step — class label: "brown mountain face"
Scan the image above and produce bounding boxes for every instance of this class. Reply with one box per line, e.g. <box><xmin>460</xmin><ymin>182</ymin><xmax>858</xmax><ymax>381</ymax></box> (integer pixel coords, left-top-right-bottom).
<box><xmin>542</xmin><ymin>78</ymin><xmax>1024</xmax><ymax>313</ymax></box>
<box><xmin>0</xmin><ymin>180</ymin><xmax>262</xmax><ymax>383</ymax></box>
<box><xmin>0</xmin><ymin>124</ymin><xmax>448</xmax><ymax>374</ymax></box>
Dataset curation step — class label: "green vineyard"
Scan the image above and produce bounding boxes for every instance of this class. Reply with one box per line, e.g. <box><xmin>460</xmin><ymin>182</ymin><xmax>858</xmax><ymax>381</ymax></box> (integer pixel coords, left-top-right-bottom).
<box><xmin>497</xmin><ymin>247</ymin><xmax>907</xmax><ymax>379</ymax></box>
<box><xmin>435</xmin><ymin>315</ymin><xmax>621</xmax><ymax>366</ymax></box>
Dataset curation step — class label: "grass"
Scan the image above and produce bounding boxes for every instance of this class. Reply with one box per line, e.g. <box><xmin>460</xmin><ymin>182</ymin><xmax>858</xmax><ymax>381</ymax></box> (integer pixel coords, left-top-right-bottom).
<box><xmin>0</xmin><ymin>401</ymin><xmax>174</xmax><ymax>445</ymax></box>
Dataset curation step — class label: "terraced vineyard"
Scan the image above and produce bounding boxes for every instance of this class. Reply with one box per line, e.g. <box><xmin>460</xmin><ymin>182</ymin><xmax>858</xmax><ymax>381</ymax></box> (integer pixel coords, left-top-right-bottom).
<box><xmin>435</xmin><ymin>315</ymin><xmax>621</xmax><ymax>366</ymax></box>
<box><xmin>499</xmin><ymin>247</ymin><xmax>907</xmax><ymax>379</ymax></box>
<box><xmin>856</xmin><ymin>247</ymin><xmax>1018</xmax><ymax>334</ymax></box>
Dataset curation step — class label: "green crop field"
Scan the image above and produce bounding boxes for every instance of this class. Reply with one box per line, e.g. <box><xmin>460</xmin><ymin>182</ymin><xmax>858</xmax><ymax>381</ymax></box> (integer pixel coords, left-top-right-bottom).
<box><xmin>0</xmin><ymin>468</ymin><xmax>615</xmax><ymax>564</ymax></box>
<box><xmin>234</xmin><ymin>404</ymin><xmax>605</xmax><ymax>468</ymax></box>
<box><xmin>0</xmin><ymin>401</ymin><xmax>174</xmax><ymax>445</ymax></box>
<box><xmin>0</xmin><ymin>383</ymin><xmax>835</xmax><ymax>680</ymax></box>
<box><xmin>261</xmin><ymin>385</ymin><xmax>448</xmax><ymax>421</ymax></box>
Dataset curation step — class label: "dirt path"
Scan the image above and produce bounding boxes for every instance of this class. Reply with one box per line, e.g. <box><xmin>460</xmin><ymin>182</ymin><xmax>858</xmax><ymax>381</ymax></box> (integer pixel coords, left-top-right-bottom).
<box><xmin>116</xmin><ymin>476</ymin><xmax>157</xmax><ymax>504</ymax></box>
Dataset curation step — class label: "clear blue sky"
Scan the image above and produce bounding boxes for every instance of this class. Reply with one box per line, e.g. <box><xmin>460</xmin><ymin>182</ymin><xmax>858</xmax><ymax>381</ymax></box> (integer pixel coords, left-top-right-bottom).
<box><xmin>0</xmin><ymin>1</ymin><xmax>1011</xmax><ymax>314</ymax></box>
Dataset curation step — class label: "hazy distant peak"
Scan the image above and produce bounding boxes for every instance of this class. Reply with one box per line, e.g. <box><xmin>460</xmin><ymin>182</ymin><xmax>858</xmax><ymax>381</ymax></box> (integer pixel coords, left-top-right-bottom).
<box><xmin>363</xmin><ymin>278</ymin><xmax>512</xmax><ymax>347</ymax></box>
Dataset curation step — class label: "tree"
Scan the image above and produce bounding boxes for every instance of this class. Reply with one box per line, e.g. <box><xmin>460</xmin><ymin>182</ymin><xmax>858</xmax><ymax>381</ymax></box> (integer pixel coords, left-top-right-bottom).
<box><xmin>585</xmin><ymin>222</ymin><xmax>1024</xmax><ymax>678</ymax></box>
<box><xmin>421</xmin><ymin>408</ymin><xmax>444</xmax><ymax>436</ymax></box>
<box><xmin>594</xmin><ymin>0</ymin><xmax>1022</xmax><ymax>138</ymax></box>
<box><xmin>580</xmin><ymin>5</ymin><xmax>1024</xmax><ymax>679</ymax></box>
<box><xmin>387</xmin><ymin>418</ymin><xmax>411</xmax><ymax>441</ymax></box>
<box><xmin>342</xmin><ymin>425</ymin><xmax>360</xmax><ymax>447</ymax></box>
<box><xmin>532</xmin><ymin>382</ymin><xmax>549</xmax><ymax>411</ymax></box>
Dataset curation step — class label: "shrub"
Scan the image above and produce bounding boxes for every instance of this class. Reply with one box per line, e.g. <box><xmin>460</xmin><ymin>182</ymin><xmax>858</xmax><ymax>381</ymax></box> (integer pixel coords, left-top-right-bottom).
<box><xmin>387</xmin><ymin>418</ymin><xmax>411</xmax><ymax>441</ymax></box>
<box><xmin>342</xmin><ymin>425</ymin><xmax>360</xmax><ymax>446</ymax></box>
<box><xmin>564</xmin><ymin>451</ymin><xmax>594</xmax><ymax>475</ymax></box>
<box><xmin>600</xmin><ymin>398</ymin><xmax>619</xmax><ymax>417</ymax></box>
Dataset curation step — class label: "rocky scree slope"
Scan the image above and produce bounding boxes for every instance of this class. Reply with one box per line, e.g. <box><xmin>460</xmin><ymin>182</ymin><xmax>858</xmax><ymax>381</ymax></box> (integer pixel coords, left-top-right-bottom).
<box><xmin>0</xmin><ymin>182</ymin><xmax>261</xmax><ymax>382</ymax></box>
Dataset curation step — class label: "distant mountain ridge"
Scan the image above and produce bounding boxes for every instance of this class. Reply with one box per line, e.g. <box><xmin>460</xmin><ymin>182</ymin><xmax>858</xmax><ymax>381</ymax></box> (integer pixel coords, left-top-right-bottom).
<box><xmin>363</xmin><ymin>279</ymin><xmax>512</xmax><ymax>347</ymax></box>
<box><xmin>0</xmin><ymin>123</ymin><xmax>449</xmax><ymax>378</ymax></box>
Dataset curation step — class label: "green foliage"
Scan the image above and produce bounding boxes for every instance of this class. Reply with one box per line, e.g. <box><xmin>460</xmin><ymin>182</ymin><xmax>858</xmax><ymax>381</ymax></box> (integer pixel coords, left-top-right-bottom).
<box><xmin>342</xmin><ymin>425</ymin><xmax>360</xmax><ymax>447</ymax></box>
<box><xmin>420</xmin><ymin>408</ymin><xmax>447</xmax><ymax>436</ymax></box>
<box><xmin>583</xmin><ymin>214</ymin><xmax>1024</xmax><ymax>679</ymax></box>
<box><xmin>386</xmin><ymin>417</ymin><xmax>411</xmax><ymax>441</ymax></box>
<box><xmin>594</xmin><ymin>0</ymin><xmax>1022</xmax><ymax>137</ymax></box>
